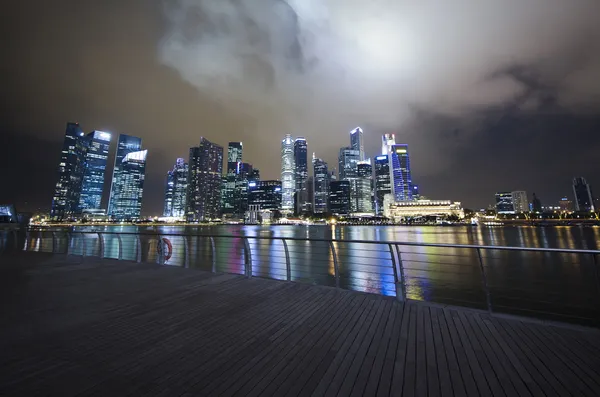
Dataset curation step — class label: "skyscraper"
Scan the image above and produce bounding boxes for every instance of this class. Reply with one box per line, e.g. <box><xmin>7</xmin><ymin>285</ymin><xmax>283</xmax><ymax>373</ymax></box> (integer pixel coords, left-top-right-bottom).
<box><xmin>108</xmin><ymin>134</ymin><xmax>143</xmax><ymax>217</ymax></box>
<box><xmin>78</xmin><ymin>130</ymin><xmax>111</xmax><ymax>212</ymax></box>
<box><xmin>223</xmin><ymin>142</ymin><xmax>243</xmax><ymax>215</ymax></box>
<box><xmin>313</xmin><ymin>154</ymin><xmax>330</xmax><ymax>214</ymax></box>
<box><xmin>338</xmin><ymin>147</ymin><xmax>360</xmax><ymax>181</ymax></box>
<box><xmin>374</xmin><ymin>155</ymin><xmax>391</xmax><ymax>215</ymax></box>
<box><xmin>329</xmin><ymin>181</ymin><xmax>351</xmax><ymax>215</ymax></box>
<box><xmin>108</xmin><ymin>149</ymin><xmax>148</xmax><ymax>220</ymax></box>
<box><xmin>573</xmin><ymin>177</ymin><xmax>595</xmax><ymax>212</ymax></box>
<box><xmin>389</xmin><ymin>144</ymin><xmax>412</xmax><ymax>201</ymax></box>
<box><xmin>350</xmin><ymin>127</ymin><xmax>365</xmax><ymax>161</ymax></box>
<box><xmin>51</xmin><ymin>122</ymin><xmax>88</xmax><ymax>220</ymax></box>
<box><xmin>227</xmin><ymin>142</ymin><xmax>243</xmax><ymax>174</ymax></box>
<box><xmin>382</xmin><ymin>134</ymin><xmax>396</xmax><ymax>155</ymax></box>
<box><xmin>354</xmin><ymin>160</ymin><xmax>373</xmax><ymax>213</ymax></box>
<box><xmin>495</xmin><ymin>192</ymin><xmax>515</xmax><ymax>214</ymax></box>
<box><xmin>234</xmin><ymin>162</ymin><xmax>253</xmax><ymax>217</ymax></box>
<box><xmin>163</xmin><ymin>158</ymin><xmax>188</xmax><ymax>217</ymax></box>
<box><xmin>248</xmin><ymin>180</ymin><xmax>282</xmax><ymax>211</ymax></box>
<box><xmin>294</xmin><ymin>137</ymin><xmax>309</xmax><ymax>214</ymax></box>
<box><xmin>281</xmin><ymin>134</ymin><xmax>295</xmax><ymax>211</ymax></box>
<box><xmin>187</xmin><ymin>138</ymin><xmax>223</xmax><ymax>221</ymax></box>
<box><xmin>511</xmin><ymin>191</ymin><xmax>529</xmax><ymax>213</ymax></box>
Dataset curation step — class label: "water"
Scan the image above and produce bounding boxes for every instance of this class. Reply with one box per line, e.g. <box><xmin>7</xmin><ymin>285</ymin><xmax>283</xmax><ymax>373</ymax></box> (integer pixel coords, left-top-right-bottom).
<box><xmin>20</xmin><ymin>225</ymin><xmax>600</xmax><ymax>325</ymax></box>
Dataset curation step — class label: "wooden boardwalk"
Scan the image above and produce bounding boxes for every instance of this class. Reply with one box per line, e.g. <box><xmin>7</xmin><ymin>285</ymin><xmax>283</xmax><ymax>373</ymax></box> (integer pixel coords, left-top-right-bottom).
<box><xmin>1</xmin><ymin>253</ymin><xmax>599</xmax><ymax>396</ymax></box>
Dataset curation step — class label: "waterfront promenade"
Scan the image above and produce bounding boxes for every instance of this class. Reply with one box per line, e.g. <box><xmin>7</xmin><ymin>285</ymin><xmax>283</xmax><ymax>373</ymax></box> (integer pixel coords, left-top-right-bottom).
<box><xmin>1</xmin><ymin>253</ymin><xmax>599</xmax><ymax>396</ymax></box>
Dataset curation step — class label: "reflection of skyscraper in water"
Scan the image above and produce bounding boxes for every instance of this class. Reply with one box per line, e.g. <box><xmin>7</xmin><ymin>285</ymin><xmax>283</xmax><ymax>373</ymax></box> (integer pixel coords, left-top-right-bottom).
<box><xmin>389</xmin><ymin>144</ymin><xmax>412</xmax><ymax>201</ymax></box>
<box><xmin>281</xmin><ymin>134</ymin><xmax>295</xmax><ymax>211</ymax></box>
<box><xmin>108</xmin><ymin>134</ymin><xmax>147</xmax><ymax>220</ymax></box>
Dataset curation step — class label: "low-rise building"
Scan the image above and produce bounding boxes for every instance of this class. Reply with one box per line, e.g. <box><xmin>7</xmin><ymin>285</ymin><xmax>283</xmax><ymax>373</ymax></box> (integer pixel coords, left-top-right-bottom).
<box><xmin>383</xmin><ymin>196</ymin><xmax>465</xmax><ymax>222</ymax></box>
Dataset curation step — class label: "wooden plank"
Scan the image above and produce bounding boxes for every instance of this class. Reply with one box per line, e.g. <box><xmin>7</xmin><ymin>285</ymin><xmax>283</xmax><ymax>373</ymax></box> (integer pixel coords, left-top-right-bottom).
<box><xmin>428</xmin><ymin>306</ymin><xmax>457</xmax><ymax>397</ymax></box>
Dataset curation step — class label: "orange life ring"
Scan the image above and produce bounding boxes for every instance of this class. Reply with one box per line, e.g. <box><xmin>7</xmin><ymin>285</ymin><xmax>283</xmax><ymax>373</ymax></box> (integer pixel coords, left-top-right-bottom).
<box><xmin>157</xmin><ymin>237</ymin><xmax>173</xmax><ymax>262</ymax></box>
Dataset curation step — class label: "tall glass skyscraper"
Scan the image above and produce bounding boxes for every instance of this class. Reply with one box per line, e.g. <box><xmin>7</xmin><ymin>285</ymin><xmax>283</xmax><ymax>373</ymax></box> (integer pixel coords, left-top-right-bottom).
<box><xmin>163</xmin><ymin>158</ymin><xmax>188</xmax><ymax>217</ymax></box>
<box><xmin>227</xmin><ymin>142</ymin><xmax>243</xmax><ymax>174</ymax></box>
<box><xmin>312</xmin><ymin>154</ymin><xmax>329</xmax><ymax>214</ymax></box>
<box><xmin>381</xmin><ymin>133</ymin><xmax>396</xmax><ymax>155</ymax></box>
<box><xmin>338</xmin><ymin>147</ymin><xmax>360</xmax><ymax>180</ymax></box>
<box><xmin>374</xmin><ymin>155</ymin><xmax>391</xmax><ymax>215</ymax></box>
<box><xmin>248</xmin><ymin>180</ymin><xmax>282</xmax><ymax>211</ymax></box>
<box><xmin>78</xmin><ymin>130</ymin><xmax>111</xmax><ymax>212</ymax></box>
<box><xmin>389</xmin><ymin>144</ymin><xmax>412</xmax><ymax>201</ymax></box>
<box><xmin>329</xmin><ymin>180</ymin><xmax>351</xmax><ymax>215</ymax></box>
<box><xmin>108</xmin><ymin>134</ymin><xmax>145</xmax><ymax>219</ymax></box>
<box><xmin>187</xmin><ymin>137</ymin><xmax>223</xmax><ymax>221</ymax></box>
<box><xmin>350</xmin><ymin>127</ymin><xmax>365</xmax><ymax>161</ymax></box>
<box><xmin>355</xmin><ymin>160</ymin><xmax>373</xmax><ymax>213</ymax></box>
<box><xmin>281</xmin><ymin>134</ymin><xmax>295</xmax><ymax>211</ymax></box>
<box><xmin>294</xmin><ymin>137</ymin><xmax>309</xmax><ymax>214</ymax></box>
<box><xmin>573</xmin><ymin>177</ymin><xmax>595</xmax><ymax>212</ymax></box>
<box><xmin>223</xmin><ymin>142</ymin><xmax>244</xmax><ymax>215</ymax></box>
<box><xmin>51</xmin><ymin>122</ymin><xmax>88</xmax><ymax>221</ymax></box>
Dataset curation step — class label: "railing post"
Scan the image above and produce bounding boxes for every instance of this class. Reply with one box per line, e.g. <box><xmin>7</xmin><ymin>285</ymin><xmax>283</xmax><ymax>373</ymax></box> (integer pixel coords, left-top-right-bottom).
<box><xmin>157</xmin><ymin>235</ymin><xmax>165</xmax><ymax>265</ymax></box>
<box><xmin>98</xmin><ymin>233</ymin><xmax>104</xmax><ymax>258</ymax></box>
<box><xmin>593</xmin><ymin>253</ymin><xmax>600</xmax><ymax>299</ymax></box>
<box><xmin>183</xmin><ymin>236</ymin><xmax>189</xmax><ymax>268</ymax></box>
<box><xmin>135</xmin><ymin>234</ymin><xmax>142</xmax><ymax>263</ymax></box>
<box><xmin>282</xmin><ymin>239</ymin><xmax>291</xmax><ymax>281</ymax></box>
<box><xmin>210</xmin><ymin>236</ymin><xmax>216</xmax><ymax>273</ymax></box>
<box><xmin>329</xmin><ymin>241</ymin><xmax>340</xmax><ymax>289</ymax></box>
<box><xmin>477</xmin><ymin>247</ymin><xmax>493</xmax><ymax>313</ymax></box>
<box><xmin>243</xmin><ymin>237</ymin><xmax>253</xmax><ymax>278</ymax></box>
<box><xmin>388</xmin><ymin>243</ymin><xmax>404</xmax><ymax>301</ymax></box>
<box><xmin>117</xmin><ymin>234</ymin><xmax>123</xmax><ymax>260</ymax></box>
<box><xmin>394</xmin><ymin>245</ymin><xmax>407</xmax><ymax>301</ymax></box>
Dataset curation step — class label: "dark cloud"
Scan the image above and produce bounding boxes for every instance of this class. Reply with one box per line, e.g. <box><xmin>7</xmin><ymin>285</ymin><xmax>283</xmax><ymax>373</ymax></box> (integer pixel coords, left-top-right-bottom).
<box><xmin>1</xmin><ymin>0</ymin><xmax>600</xmax><ymax>213</ymax></box>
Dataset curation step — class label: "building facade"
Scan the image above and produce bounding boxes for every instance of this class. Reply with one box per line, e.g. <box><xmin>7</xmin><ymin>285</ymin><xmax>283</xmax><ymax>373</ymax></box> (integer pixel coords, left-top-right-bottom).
<box><xmin>389</xmin><ymin>144</ymin><xmax>412</xmax><ymax>201</ymax></box>
<box><xmin>374</xmin><ymin>155</ymin><xmax>391</xmax><ymax>215</ymax></box>
<box><xmin>495</xmin><ymin>192</ymin><xmax>515</xmax><ymax>214</ymax></box>
<box><xmin>248</xmin><ymin>180</ymin><xmax>282</xmax><ymax>211</ymax></box>
<box><xmin>108</xmin><ymin>149</ymin><xmax>148</xmax><ymax>220</ymax></box>
<box><xmin>187</xmin><ymin>138</ymin><xmax>223</xmax><ymax>221</ymax></box>
<box><xmin>51</xmin><ymin>122</ymin><xmax>88</xmax><ymax>220</ymax></box>
<box><xmin>384</xmin><ymin>199</ymin><xmax>465</xmax><ymax>222</ymax></box>
<box><xmin>381</xmin><ymin>133</ymin><xmax>396</xmax><ymax>155</ymax></box>
<box><xmin>78</xmin><ymin>130</ymin><xmax>111</xmax><ymax>212</ymax></box>
<box><xmin>163</xmin><ymin>158</ymin><xmax>188</xmax><ymax>218</ymax></box>
<box><xmin>354</xmin><ymin>161</ymin><xmax>373</xmax><ymax>213</ymax></box>
<box><xmin>313</xmin><ymin>154</ymin><xmax>330</xmax><ymax>214</ymax></box>
<box><xmin>350</xmin><ymin>127</ymin><xmax>365</xmax><ymax>161</ymax></box>
<box><xmin>511</xmin><ymin>191</ymin><xmax>529</xmax><ymax>213</ymax></box>
<box><xmin>338</xmin><ymin>147</ymin><xmax>360</xmax><ymax>181</ymax></box>
<box><xmin>281</xmin><ymin>134</ymin><xmax>295</xmax><ymax>211</ymax></box>
<box><xmin>573</xmin><ymin>177</ymin><xmax>595</xmax><ymax>212</ymax></box>
<box><xmin>294</xmin><ymin>137</ymin><xmax>309</xmax><ymax>214</ymax></box>
<box><xmin>329</xmin><ymin>180</ymin><xmax>351</xmax><ymax>215</ymax></box>
<box><xmin>108</xmin><ymin>134</ymin><xmax>143</xmax><ymax>217</ymax></box>
<box><xmin>223</xmin><ymin>142</ymin><xmax>243</xmax><ymax>215</ymax></box>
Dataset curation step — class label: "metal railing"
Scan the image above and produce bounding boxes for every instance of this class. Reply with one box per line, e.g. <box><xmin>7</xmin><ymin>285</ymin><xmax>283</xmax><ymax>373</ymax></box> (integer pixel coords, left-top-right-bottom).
<box><xmin>2</xmin><ymin>229</ymin><xmax>600</xmax><ymax>326</ymax></box>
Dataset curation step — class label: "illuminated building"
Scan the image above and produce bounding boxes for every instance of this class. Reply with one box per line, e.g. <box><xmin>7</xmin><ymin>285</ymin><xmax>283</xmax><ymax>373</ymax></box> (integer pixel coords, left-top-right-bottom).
<box><xmin>78</xmin><ymin>130</ymin><xmax>111</xmax><ymax>212</ymax></box>
<box><xmin>248</xmin><ymin>180</ymin><xmax>282</xmax><ymax>211</ymax></box>
<box><xmin>495</xmin><ymin>192</ymin><xmax>515</xmax><ymax>214</ymax></box>
<box><xmin>354</xmin><ymin>160</ymin><xmax>373</xmax><ymax>213</ymax></box>
<box><xmin>313</xmin><ymin>154</ymin><xmax>330</xmax><ymax>214</ymax></box>
<box><xmin>227</xmin><ymin>142</ymin><xmax>243</xmax><ymax>174</ymax></box>
<box><xmin>350</xmin><ymin>127</ymin><xmax>365</xmax><ymax>161</ymax></box>
<box><xmin>281</xmin><ymin>134</ymin><xmax>295</xmax><ymax>211</ymax></box>
<box><xmin>234</xmin><ymin>162</ymin><xmax>253</xmax><ymax>216</ymax></box>
<box><xmin>108</xmin><ymin>134</ymin><xmax>143</xmax><ymax>217</ymax></box>
<box><xmin>511</xmin><ymin>191</ymin><xmax>529</xmax><ymax>213</ymax></box>
<box><xmin>374</xmin><ymin>155</ymin><xmax>391</xmax><ymax>215</ymax></box>
<box><xmin>531</xmin><ymin>193</ymin><xmax>542</xmax><ymax>213</ymax></box>
<box><xmin>107</xmin><ymin>149</ymin><xmax>148</xmax><ymax>220</ymax></box>
<box><xmin>384</xmin><ymin>199</ymin><xmax>465</xmax><ymax>222</ymax></box>
<box><xmin>573</xmin><ymin>177</ymin><xmax>595</xmax><ymax>212</ymax></box>
<box><xmin>381</xmin><ymin>134</ymin><xmax>396</xmax><ymax>155</ymax></box>
<box><xmin>163</xmin><ymin>158</ymin><xmax>188</xmax><ymax>218</ymax></box>
<box><xmin>294</xmin><ymin>137</ymin><xmax>309</xmax><ymax>214</ymax></box>
<box><xmin>412</xmin><ymin>184</ymin><xmax>420</xmax><ymax>200</ymax></box>
<box><xmin>223</xmin><ymin>142</ymin><xmax>243</xmax><ymax>215</ymax></box>
<box><xmin>329</xmin><ymin>181</ymin><xmax>351</xmax><ymax>215</ymax></box>
<box><xmin>187</xmin><ymin>138</ymin><xmax>223</xmax><ymax>221</ymax></box>
<box><xmin>338</xmin><ymin>147</ymin><xmax>360</xmax><ymax>181</ymax></box>
<box><xmin>389</xmin><ymin>144</ymin><xmax>412</xmax><ymax>201</ymax></box>
<box><xmin>51</xmin><ymin>122</ymin><xmax>87</xmax><ymax>220</ymax></box>
<box><xmin>559</xmin><ymin>197</ymin><xmax>573</xmax><ymax>212</ymax></box>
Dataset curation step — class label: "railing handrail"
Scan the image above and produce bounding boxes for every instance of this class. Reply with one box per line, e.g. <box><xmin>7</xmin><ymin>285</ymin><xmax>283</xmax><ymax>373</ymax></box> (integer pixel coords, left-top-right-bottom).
<box><xmin>29</xmin><ymin>229</ymin><xmax>600</xmax><ymax>255</ymax></box>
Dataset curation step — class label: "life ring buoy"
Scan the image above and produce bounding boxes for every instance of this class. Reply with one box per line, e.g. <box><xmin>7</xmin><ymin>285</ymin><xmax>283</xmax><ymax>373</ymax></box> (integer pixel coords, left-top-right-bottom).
<box><xmin>157</xmin><ymin>237</ymin><xmax>173</xmax><ymax>262</ymax></box>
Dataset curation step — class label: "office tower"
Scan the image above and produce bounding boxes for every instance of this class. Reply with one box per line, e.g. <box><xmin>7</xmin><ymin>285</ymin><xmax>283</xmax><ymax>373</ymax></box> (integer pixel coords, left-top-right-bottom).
<box><xmin>187</xmin><ymin>137</ymin><xmax>223</xmax><ymax>221</ymax></box>
<box><xmin>511</xmin><ymin>191</ymin><xmax>529</xmax><ymax>213</ymax></box>
<box><xmin>374</xmin><ymin>155</ymin><xmax>391</xmax><ymax>215</ymax></box>
<box><xmin>329</xmin><ymin>180</ymin><xmax>351</xmax><ymax>215</ymax></box>
<box><xmin>389</xmin><ymin>144</ymin><xmax>412</xmax><ymax>201</ymax></box>
<box><xmin>281</xmin><ymin>134</ymin><xmax>295</xmax><ymax>211</ymax></box>
<box><xmin>338</xmin><ymin>147</ymin><xmax>360</xmax><ymax>181</ymax></box>
<box><xmin>559</xmin><ymin>197</ymin><xmax>573</xmax><ymax>212</ymax></box>
<box><xmin>313</xmin><ymin>154</ymin><xmax>330</xmax><ymax>214</ymax></box>
<box><xmin>51</xmin><ymin>122</ymin><xmax>88</xmax><ymax>220</ymax></box>
<box><xmin>248</xmin><ymin>180</ymin><xmax>282</xmax><ymax>211</ymax></box>
<box><xmin>354</xmin><ymin>160</ymin><xmax>373</xmax><ymax>213</ymax></box>
<box><xmin>573</xmin><ymin>177</ymin><xmax>595</xmax><ymax>212</ymax></box>
<box><xmin>234</xmin><ymin>162</ymin><xmax>253</xmax><ymax>216</ymax></box>
<box><xmin>531</xmin><ymin>193</ymin><xmax>542</xmax><ymax>213</ymax></box>
<box><xmin>382</xmin><ymin>134</ymin><xmax>396</xmax><ymax>155</ymax></box>
<box><xmin>108</xmin><ymin>134</ymin><xmax>143</xmax><ymax>216</ymax></box>
<box><xmin>294</xmin><ymin>137</ymin><xmax>309</xmax><ymax>214</ymax></box>
<box><xmin>495</xmin><ymin>192</ymin><xmax>515</xmax><ymax>214</ymax></box>
<box><xmin>108</xmin><ymin>149</ymin><xmax>148</xmax><ymax>220</ymax></box>
<box><xmin>306</xmin><ymin>176</ymin><xmax>314</xmax><ymax>214</ymax></box>
<box><xmin>227</xmin><ymin>142</ymin><xmax>243</xmax><ymax>174</ymax></box>
<box><xmin>163</xmin><ymin>158</ymin><xmax>188</xmax><ymax>217</ymax></box>
<box><xmin>350</xmin><ymin>127</ymin><xmax>365</xmax><ymax>161</ymax></box>
<box><xmin>78</xmin><ymin>130</ymin><xmax>111</xmax><ymax>212</ymax></box>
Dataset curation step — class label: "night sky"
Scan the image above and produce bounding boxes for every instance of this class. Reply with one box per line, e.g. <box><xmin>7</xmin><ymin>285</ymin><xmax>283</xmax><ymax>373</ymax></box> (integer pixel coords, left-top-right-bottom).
<box><xmin>2</xmin><ymin>0</ymin><xmax>600</xmax><ymax>215</ymax></box>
